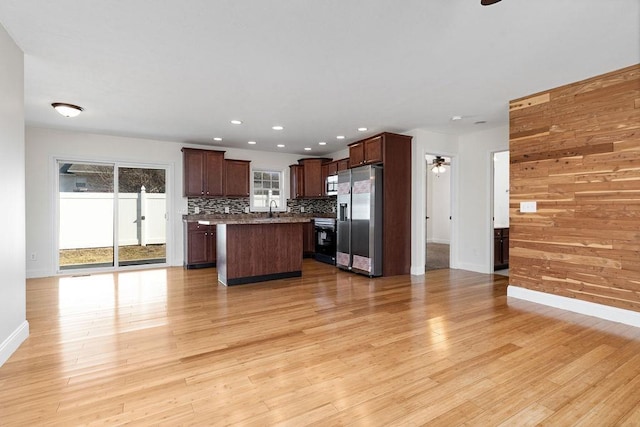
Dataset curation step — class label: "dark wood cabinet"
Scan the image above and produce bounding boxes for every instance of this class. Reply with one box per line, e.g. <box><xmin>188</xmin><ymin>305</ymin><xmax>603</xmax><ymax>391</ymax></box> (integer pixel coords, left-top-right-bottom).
<box><xmin>224</xmin><ymin>159</ymin><xmax>250</xmax><ymax>197</ymax></box>
<box><xmin>182</xmin><ymin>148</ymin><xmax>224</xmax><ymax>197</ymax></box>
<box><xmin>303</xmin><ymin>220</ymin><xmax>315</xmax><ymax>257</ymax></box>
<box><xmin>184</xmin><ymin>222</ymin><xmax>216</xmax><ymax>268</ymax></box>
<box><xmin>349</xmin><ymin>136</ymin><xmax>383</xmax><ymax>167</ymax></box>
<box><xmin>300</xmin><ymin>159</ymin><xmax>324</xmax><ymax>198</ymax></box>
<box><xmin>337</xmin><ymin>158</ymin><xmax>350</xmax><ymax>172</ymax></box>
<box><xmin>290</xmin><ymin>158</ymin><xmax>331</xmax><ymax>199</ymax></box>
<box><xmin>494</xmin><ymin>228</ymin><xmax>509</xmax><ymax>270</ymax></box>
<box><xmin>290</xmin><ymin>164</ymin><xmax>304</xmax><ymax>199</ymax></box>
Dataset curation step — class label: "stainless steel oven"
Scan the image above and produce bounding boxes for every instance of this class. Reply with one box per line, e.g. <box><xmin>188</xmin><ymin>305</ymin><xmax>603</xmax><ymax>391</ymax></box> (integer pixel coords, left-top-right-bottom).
<box><xmin>314</xmin><ymin>217</ymin><xmax>336</xmax><ymax>265</ymax></box>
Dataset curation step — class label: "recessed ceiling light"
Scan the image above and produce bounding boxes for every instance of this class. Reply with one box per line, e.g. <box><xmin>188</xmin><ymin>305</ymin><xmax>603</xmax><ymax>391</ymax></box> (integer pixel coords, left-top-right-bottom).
<box><xmin>277</xmin><ymin>144</ymin><xmax>285</xmax><ymax>148</ymax></box>
<box><xmin>230</xmin><ymin>120</ymin><xmax>242</xmax><ymax>125</ymax></box>
<box><xmin>248</xmin><ymin>141</ymin><xmax>257</xmax><ymax>145</ymax></box>
<box><xmin>304</xmin><ymin>147</ymin><xmax>312</xmax><ymax>151</ymax></box>
<box><xmin>213</xmin><ymin>137</ymin><xmax>222</xmax><ymax>141</ymax></box>
<box><xmin>336</xmin><ymin>135</ymin><xmax>345</xmax><ymax>140</ymax></box>
<box><xmin>357</xmin><ymin>127</ymin><xmax>368</xmax><ymax>132</ymax></box>
<box><xmin>272</xmin><ymin>125</ymin><xmax>284</xmax><ymax>130</ymax></box>
<box><xmin>451</xmin><ymin>116</ymin><xmax>463</xmax><ymax>121</ymax></box>
<box><xmin>318</xmin><ymin>141</ymin><xmax>327</xmax><ymax>146</ymax></box>
<box><xmin>51</xmin><ymin>102</ymin><xmax>83</xmax><ymax>118</ymax></box>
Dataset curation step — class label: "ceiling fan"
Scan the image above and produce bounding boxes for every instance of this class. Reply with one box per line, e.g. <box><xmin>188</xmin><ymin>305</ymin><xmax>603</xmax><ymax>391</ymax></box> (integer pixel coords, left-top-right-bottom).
<box><xmin>481</xmin><ymin>0</ymin><xmax>502</xmax><ymax>5</ymax></box>
<box><xmin>431</xmin><ymin>156</ymin><xmax>450</xmax><ymax>174</ymax></box>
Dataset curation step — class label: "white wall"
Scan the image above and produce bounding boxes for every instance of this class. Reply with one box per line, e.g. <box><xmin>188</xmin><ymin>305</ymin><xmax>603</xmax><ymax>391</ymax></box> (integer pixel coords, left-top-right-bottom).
<box><xmin>457</xmin><ymin>126</ymin><xmax>509</xmax><ymax>273</ymax></box>
<box><xmin>25</xmin><ymin>127</ymin><xmax>308</xmax><ymax>277</ymax></box>
<box><xmin>0</xmin><ymin>24</ymin><xmax>28</xmax><ymax>366</ymax></box>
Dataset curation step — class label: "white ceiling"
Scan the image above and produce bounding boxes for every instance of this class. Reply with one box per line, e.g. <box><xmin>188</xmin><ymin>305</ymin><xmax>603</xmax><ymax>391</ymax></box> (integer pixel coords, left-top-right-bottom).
<box><xmin>0</xmin><ymin>1</ymin><xmax>638</xmax><ymax>156</ymax></box>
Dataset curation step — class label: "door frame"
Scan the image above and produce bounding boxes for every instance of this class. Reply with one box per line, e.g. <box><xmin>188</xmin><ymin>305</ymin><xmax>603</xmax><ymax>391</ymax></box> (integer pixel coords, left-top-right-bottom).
<box><xmin>53</xmin><ymin>156</ymin><xmax>172</xmax><ymax>275</ymax></box>
<box><xmin>424</xmin><ymin>152</ymin><xmax>456</xmax><ymax>271</ymax></box>
<box><xmin>490</xmin><ymin>150</ymin><xmax>509</xmax><ymax>273</ymax></box>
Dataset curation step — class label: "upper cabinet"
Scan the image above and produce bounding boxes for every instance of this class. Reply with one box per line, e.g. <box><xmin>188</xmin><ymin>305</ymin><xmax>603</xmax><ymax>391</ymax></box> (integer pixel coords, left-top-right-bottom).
<box><xmin>182</xmin><ymin>148</ymin><xmax>224</xmax><ymax>197</ymax></box>
<box><xmin>337</xmin><ymin>158</ymin><xmax>350</xmax><ymax>172</ymax></box>
<box><xmin>224</xmin><ymin>159</ymin><xmax>250</xmax><ymax>197</ymax></box>
<box><xmin>300</xmin><ymin>159</ymin><xmax>324</xmax><ymax>198</ymax></box>
<box><xmin>182</xmin><ymin>148</ymin><xmax>250</xmax><ymax>198</ymax></box>
<box><xmin>290</xmin><ymin>164</ymin><xmax>304</xmax><ymax>199</ymax></box>
<box><xmin>289</xmin><ymin>158</ymin><xmax>332</xmax><ymax>199</ymax></box>
<box><xmin>348</xmin><ymin>135</ymin><xmax>383</xmax><ymax>167</ymax></box>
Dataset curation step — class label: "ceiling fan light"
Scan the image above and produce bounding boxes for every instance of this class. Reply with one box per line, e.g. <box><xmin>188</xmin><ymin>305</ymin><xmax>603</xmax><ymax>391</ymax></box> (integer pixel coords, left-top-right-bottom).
<box><xmin>52</xmin><ymin>102</ymin><xmax>83</xmax><ymax>117</ymax></box>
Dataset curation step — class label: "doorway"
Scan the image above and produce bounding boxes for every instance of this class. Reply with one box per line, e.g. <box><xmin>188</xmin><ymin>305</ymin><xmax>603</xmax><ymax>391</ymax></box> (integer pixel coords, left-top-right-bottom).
<box><xmin>492</xmin><ymin>151</ymin><xmax>509</xmax><ymax>276</ymax></box>
<box><xmin>57</xmin><ymin>161</ymin><xmax>168</xmax><ymax>272</ymax></box>
<box><xmin>425</xmin><ymin>154</ymin><xmax>451</xmax><ymax>270</ymax></box>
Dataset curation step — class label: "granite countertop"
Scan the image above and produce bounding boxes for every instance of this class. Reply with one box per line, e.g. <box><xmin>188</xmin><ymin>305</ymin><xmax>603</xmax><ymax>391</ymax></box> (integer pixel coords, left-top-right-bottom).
<box><xmin>183</xmin><ymin>213</ymin><xmax>336</xmax><ymax>225</ymax></box>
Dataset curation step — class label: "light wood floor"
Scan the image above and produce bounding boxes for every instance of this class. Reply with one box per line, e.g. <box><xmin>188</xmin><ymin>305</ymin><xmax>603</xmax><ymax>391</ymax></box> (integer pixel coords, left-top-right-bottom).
<box><xmin>3</xmin><ymin>261</ymin><xmax>640</xmax><ymax>426</ymax></box>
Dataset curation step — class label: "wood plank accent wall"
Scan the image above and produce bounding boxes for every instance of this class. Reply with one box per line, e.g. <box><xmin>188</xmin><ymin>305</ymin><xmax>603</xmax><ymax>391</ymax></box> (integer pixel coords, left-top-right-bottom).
<box><xmin>509</xmin><ymin>64</ymin><xmax>640</xmax><ymax>312</ymax></box>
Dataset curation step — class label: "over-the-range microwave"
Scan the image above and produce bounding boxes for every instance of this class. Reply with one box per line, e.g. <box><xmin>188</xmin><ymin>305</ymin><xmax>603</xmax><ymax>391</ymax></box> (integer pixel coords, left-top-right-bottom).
<box><xmin>326</xmin><ymin>174</ymin><xmax>338</xmax><ymax>196</ymax></box>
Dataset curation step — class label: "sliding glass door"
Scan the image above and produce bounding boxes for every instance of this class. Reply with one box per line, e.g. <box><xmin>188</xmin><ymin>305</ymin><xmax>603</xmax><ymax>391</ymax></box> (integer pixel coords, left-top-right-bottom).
<box><xmin>58</xmin><ymin>161</ymin><xmax>167</xmax><ymax>271</ymax></box>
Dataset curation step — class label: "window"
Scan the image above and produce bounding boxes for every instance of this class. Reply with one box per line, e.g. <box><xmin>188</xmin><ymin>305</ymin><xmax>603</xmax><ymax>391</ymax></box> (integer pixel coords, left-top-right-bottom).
<box><xmin>251</xmin><ymin>169</ymin><xmax>284</xmax><ymax>212</ymax></box>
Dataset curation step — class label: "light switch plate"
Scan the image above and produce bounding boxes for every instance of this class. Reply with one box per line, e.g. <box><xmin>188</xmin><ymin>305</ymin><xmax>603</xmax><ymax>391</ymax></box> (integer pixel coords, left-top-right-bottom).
<box><xmin>300</xmin><ymin>206</ymin><xmax>305</xmax><ymax>213</ymax></box>
<box><xmin>224</xmin><ymin>206</ymin><xmax>230</xmax><ymax>214</ymax></box>
<box><xmin>520</xmin><ymin>201</ymin><xmax>537</xmax><ymax>213</ymax></box>
<box><xmin>194</xmin><ymin>206</ymin><xmax>200</xmax><ymax>214</ymax></box>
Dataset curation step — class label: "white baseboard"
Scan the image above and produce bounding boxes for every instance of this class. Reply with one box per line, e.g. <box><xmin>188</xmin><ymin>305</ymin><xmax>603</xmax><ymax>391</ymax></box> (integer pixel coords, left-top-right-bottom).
<box><xmin>507</xmin><ymin>285</ymin><xmax>640</xmax><ymax>328</ymax></box>
<box><xmin>411</xmin><ymin>265</ymin><xmax>426</xmax><ymax>276</ymax></box>
<box><xmin>26</xmin><ymin>268</ymin><xmax>51</xmax><ymax>279</ymax></box>
<box><xmin>456</xmin><ymin>262</ymin><xmax>488</xmax><ymax>274</ymax></box>
<box><xmin>0</xmin><ymin>321</ymin><xmax>29</xmax><ymax>367</ymax></box>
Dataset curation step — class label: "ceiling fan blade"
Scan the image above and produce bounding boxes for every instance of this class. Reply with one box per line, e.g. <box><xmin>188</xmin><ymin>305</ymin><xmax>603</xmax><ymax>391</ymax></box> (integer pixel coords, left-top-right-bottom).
<box><xmin>481</xmin><ymin>0</ymin><xmax>502</xmax><ymax>5</ymax></box>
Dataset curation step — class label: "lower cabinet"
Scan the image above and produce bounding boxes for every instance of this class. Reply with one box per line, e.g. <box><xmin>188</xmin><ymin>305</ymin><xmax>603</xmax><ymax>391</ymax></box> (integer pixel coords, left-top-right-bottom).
<box><xmin>303</xmin><ymin>220</ymin><xmax>315</xmax><ymax>258</ymax></box>
<box><xmin>494</xmin><ymin>227</ymin><xmax>509</xmax><ymax>270</ymax></box>
<box><xmin>184</xmin><ymin>222</ymin><xmax>216</xmax><ymax>269</ymax></box>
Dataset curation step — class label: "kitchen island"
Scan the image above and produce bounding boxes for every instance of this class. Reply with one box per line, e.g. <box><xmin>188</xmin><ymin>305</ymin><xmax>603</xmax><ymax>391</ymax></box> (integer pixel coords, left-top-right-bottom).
<box><xmin>197</xmin><ymin>217</ymin><xmax>310</xmax><ymax>286</ymax></box>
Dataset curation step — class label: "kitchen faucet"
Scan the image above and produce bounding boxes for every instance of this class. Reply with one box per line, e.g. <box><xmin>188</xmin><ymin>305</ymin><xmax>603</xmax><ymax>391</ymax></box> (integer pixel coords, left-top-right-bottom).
<box><xmin>269</xmin><ymin>200</ymin><xmax>278</xmax><ymax>217</ymax></box>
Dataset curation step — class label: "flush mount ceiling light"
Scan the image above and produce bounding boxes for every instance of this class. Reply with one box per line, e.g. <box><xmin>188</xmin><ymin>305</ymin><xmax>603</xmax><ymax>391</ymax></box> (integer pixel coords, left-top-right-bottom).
<box><xmin>336</xmin><ymin>135</ymin><xmax>345</xmax><ymax>140</ymax></box>
<box><xmin>230</xmin><ymin>120</ymin><xmax>242</xmax><ymax>125</ymax></box>
<box><xmin>272</xmin><ymin>125</ymin><xmax>284</xmax><ymax>130</ymax></box>
<box><xmin>248</xmin><ymin>141</ymin><xmax>257</xmax><ymax>145</ymax></box>
<box><xmin>357</xmin><ymin>127</ymin><xmax>368</xmax><ymax>132</ymax></box>
<box><xmin>318</xmin><ymin>141</ymin><xmax>327</xmax><ymax>145</ymax></box>
<box><xmin>213</xmin><ymin>137</ymin><xmax>223</xmax><ymax>141</ymax></box>
<box><xmin>51</xmin><ymin>102</ymin><xmax>83</xmax><ymax>117</ymax></box>
<box><xmin>304</xmin><ymin>147</ymin><xmax>311</xmax><ymax>151</ymax></box>
<box><xmin>481</xmin><ymin>0</ymin><xmax>502</xmax><ymax>5</ymax></box>
<box><xmin>277</xmin><ymin>144</ymin><xmax>285</xmax><ymax>148</ymax></box>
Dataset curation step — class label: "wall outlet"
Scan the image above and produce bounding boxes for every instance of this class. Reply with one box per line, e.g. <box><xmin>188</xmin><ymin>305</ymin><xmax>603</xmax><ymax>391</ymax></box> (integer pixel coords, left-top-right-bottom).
<box><xmin>244</xmin><ymin>206</ymin><xmax>250</xmax><ymax>214</ymax></box>
<box><xmin>300</xmin><ymin>206</ymin><xmax>305</xmax><ymax>213</ymax></box>
<box><xmin>194</xmin><ymin>206</ymin><xmax>200</xmax><ymax>214</ymax></box>
<box><xmin>30</xmin><ymin>252</ymin><xmax>37</xmax><ymax>261</ymax></box>
<box><xmin>520</xmin><ymin>201</ymin><xmax>537</xmax><ymax>213</ymax></box>
<box><xmin>224</xmin><ymin>206</ymin><xmax>230</xmax><ymax>214</ymax></box>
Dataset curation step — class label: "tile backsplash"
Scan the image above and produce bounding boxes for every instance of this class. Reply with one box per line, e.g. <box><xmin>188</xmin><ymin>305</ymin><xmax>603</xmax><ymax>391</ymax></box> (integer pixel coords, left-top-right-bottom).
<box><xmin>188</xmin><ymin>196</ymin><xmax>336</xmax><ymax>215</ymax></box>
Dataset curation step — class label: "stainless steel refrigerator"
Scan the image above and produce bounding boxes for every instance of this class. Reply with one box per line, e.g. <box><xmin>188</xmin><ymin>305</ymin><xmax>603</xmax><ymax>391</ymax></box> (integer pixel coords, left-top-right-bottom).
<box><xmin>336</xmin><ymin>165</ymin><xmax>383</xmax><ymax>277</ymax></box>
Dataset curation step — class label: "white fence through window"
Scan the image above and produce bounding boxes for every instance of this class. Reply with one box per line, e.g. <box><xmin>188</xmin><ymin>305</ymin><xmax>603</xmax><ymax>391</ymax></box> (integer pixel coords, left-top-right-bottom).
<box><xmin>59</xmin><ymin>189</ymin><xmax>166</xmax><ymax>250</ymax></box>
